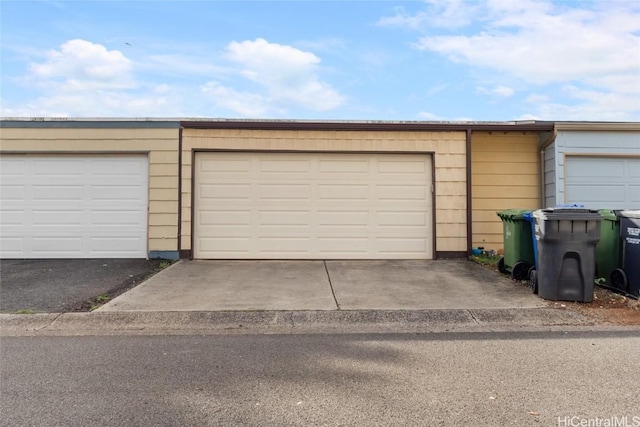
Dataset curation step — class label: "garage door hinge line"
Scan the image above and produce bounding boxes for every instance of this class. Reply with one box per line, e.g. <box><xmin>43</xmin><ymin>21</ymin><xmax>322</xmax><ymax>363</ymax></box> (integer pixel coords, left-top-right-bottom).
<box><xmin>324</xmin><ymin>260</ymin><xmax>340</xmax><ymax>310</ymax></box>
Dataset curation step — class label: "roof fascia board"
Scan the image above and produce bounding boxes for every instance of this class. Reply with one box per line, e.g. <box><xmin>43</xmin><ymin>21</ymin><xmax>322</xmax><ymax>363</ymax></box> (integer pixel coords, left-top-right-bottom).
<box><xmin>554</xmin><ymin>122</ymin><xmax>640</xmax><ymax>131</ymax></box>
<box><xmin>0</xmin><ymin>119</ymin><xmax>181</xmax><ymax>129</ymax></box>
<box><xmin>180</xmin><ymin>120</ymin><xmax>554</xmax><ymax>132</ymax></box>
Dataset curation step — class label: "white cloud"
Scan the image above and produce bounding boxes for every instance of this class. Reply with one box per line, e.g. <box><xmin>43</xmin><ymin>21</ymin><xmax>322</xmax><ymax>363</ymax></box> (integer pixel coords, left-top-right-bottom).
<box><xmin>378</xmin><ymin>1</ymin><xmax>479</xmax><ymax>30</ymax></box>
<box><xmin>0</xmin><ymin>39</ymin><xmax>182</xmax><ymax>117</ymax></box>
<box><xmin>387</xmin><ymin>0</ymin><xmax>640</xmax><ymax>120</ymax></box>
<box><xmin>201</xmin><ymin>81</ymin><xmax>272</xmax><ymax>117</ymax></box>
<box><xmin>3</xmin><ymin>37</ymin><xmax>343</xmax><ymax>118</ymax></box>
<box><xmin>476</xmin><ymin>85</ymin><xmax>514</xmax><ymax>98</ymax></box>
<box><xmin>222</xmin><ymin>38</ymin><xmax>343</xmax><ymax>113</ymax></box>
<box><xmin>417</xmin><ymin>111</ymin><xmax>474</xmax><ymax>121</ymax></box>
<box><xmin>522</xmin><ymin>85</ymin><xmax>640</xmax><ymax>121</ymax></box>
<box><xmin>30</xmin><ymin>39</ymin><xmax>136</xmax><ymax>91</ymax></box>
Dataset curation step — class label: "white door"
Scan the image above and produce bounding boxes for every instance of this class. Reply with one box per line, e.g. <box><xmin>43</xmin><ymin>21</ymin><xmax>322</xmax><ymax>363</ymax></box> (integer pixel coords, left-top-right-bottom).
<box><xmin>194</xmin><ymin>152</ymin><xmax>433</xmax><ymax>259</ymax></box>
<box><xmin>565</xmin><ymin>156</ymin><xmax>640</xmax><ymax>209</ymax></box>
<box><xmin>0</xmin><ymin>155</ymin><xmax>148</xmax><ymax>258</ymax></box>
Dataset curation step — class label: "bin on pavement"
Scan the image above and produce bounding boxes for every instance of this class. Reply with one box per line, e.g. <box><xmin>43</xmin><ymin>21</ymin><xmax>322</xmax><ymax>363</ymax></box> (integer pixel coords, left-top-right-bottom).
<box><xmin>523</xmin><ymin>211</ymin><xmax>539</xmax><ymax>293</ymax></box>
<box><xmin>610</xmin><ymin>210</ymin><xmax>640</xmax><ymax>298</ymax></box>
<box><xmin>532</xmin><ymin>207</ymin><xmax>602</xmax><ymax>302</ymax></box>
<box><xmin>596</xmin><ymin>210</ymin><xmax>622</xmax><ymax>286</ymax></box>
<box><xmin>496</xmin><ymin>209</ymin><xmax>535</xmax><ymax>281</ymax></box>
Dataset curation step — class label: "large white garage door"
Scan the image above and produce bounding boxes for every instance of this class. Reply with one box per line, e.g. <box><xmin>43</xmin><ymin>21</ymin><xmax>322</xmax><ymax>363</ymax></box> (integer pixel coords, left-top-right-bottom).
<box><xmin>0</xmin><ymin>155</ymin><xmax>148</xmax><ymax>258</ymax></box>
<box><xmin>194</xmin><ymin>152</ymin><xmax>433</xmax><ymax>259</ymax></box>
<box><xmin>566</xmin><ymin>156</ymin><xmax>640</xmax><ymax>209</ymax></box>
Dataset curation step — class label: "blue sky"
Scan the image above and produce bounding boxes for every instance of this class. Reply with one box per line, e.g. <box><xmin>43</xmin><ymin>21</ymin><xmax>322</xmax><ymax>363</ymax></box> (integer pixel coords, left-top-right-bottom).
<box><xmin>1</xmin><ymin>0</ymin><xmax>639</xmax><ymax>121</ymax></box>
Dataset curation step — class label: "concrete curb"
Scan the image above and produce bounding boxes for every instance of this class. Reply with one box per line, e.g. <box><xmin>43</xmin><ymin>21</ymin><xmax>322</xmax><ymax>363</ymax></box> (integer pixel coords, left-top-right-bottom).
<box><xmin>3</xmin><ymin>308</ymin><xmax>636</xmax><ymax>336</ymax></box>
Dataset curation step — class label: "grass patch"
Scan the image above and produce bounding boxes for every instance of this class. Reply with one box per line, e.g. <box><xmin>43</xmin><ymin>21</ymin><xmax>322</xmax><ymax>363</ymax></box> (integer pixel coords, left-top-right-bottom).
<box><xmin>13</xmin><ymin>309</ymin><xmax>36</xmax><ymax>314</ymax></box>
<box><xmin>89</xmin><ymin>294</ymin><xmax>111</xmax><ymax>311</ymax></box>
<box><xmin>470</xmin><ymin>254</ymin><xmax>501</xmax><ymax>267</ymax></box>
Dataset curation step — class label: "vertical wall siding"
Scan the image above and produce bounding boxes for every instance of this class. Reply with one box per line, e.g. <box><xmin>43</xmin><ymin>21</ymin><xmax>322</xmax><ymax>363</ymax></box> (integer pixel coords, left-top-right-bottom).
<box><xmin>181</xmin><ymin>128</ymin><xmax>468</xmax><ymax>255</ymax></box>
<box><xmin>0</xmin><ymin>127</ymin><xmax>180</xmax><ymax>253</ymax></box>
<box><xmin>471</xmin><ymin>132</ymin><xmax>539</xmax><ymax>251</ymax></box>
<box><xmin>544</xmin><ymin>142</ymin><xmax>556</xmax><ymax>208</ymax></box>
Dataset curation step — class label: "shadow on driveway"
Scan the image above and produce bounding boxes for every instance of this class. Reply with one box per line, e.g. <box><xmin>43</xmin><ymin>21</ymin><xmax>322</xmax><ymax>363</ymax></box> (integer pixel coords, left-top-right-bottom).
<box><xmin>0</xmin><ymin>259</ymin><xmax>167</xmax><ymax>313</ymax></box>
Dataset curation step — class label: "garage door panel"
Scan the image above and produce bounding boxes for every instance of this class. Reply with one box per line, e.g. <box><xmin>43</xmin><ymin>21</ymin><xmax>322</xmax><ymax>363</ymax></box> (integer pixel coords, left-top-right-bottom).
<box><xmin>318</xmin><ymin>184</ymin><xmax>369</xmax><ymax>200</ymax></box>
<box><xmin>378</xmin><ymin>185</ymin><xmax>429</xmax><ymax>200</ymax></box>
<box><xmin>377</xmin><ymin>211</ymin><xmax>428</xmax><ymax>227</ymax></box>
<box><xmin>317</xmin><ymin>210</ymin><xmax>369</xmax><ymax>226</ymax></box>
<box><xmin>260</xmin><ymin>159</ymin><xmax>311</xmax><ymax>173</ymax></box>
<box><xmin>0</xmin><ymin>185</ymin><xmax>25</xmax><ymax>200</ymax></box>
<box><xmin>194</xmin><ymin>152</ymin><xmax>433</xmax><ymax>259</ymax></box>
<box><xmin>32</xmin><ymin>185</ymin><xmax>84</xmax><ymax>200</ymax></box>
<box><xmin>32</xmin><ymin>209</ymin><xmax>84</xmax><ymax>225</ymax></box>
<box><xmin>377</xmin><ymin>238</ymin><xmax>429</xmax><ymax>255</ymax></box>
<box><xmin>630</xmin><ymin>185</ymin><xmax>640</xmax><ymax>204</ymax></box>
<box><xmin>258</xmin><ymin>184</ymin><xmax>311</xmax><ymax>201</ymax></box>
<box><xmin>259</xmin><ymin>210</ymin><xmax>311</xmax><ymax>225</ymax></box>
<box><xmin>0</xmin><ymin>155</ymin><xmax>148</xmax><ymax>259</ymax></box>
<box><xmin>90</xmin><ymin>210</ymin><xmax>146</xmax><ymax>226</ymax></box>
<box><xmin>566</xmin><ymin>157</ymin><xmax>640</xmax><ymax>209</ymax></box>
<box><xmin>200</xmin><ymin>184</ymin><xmax>251</xmax><ymax>200</ymax></box>
<box><xmin>318</xmin><ymin>237</ymin><xmax>369</xmax><ymax>254</ymax></box>
<box><xmin>378</xmin><ymin>159</ymin><xmax>428</xmax><ymax>174</ymax></box>
<box><xmin>319</xmin><ymin>159</ymin><xmax>369</xmax><ymax>174</ymax></box>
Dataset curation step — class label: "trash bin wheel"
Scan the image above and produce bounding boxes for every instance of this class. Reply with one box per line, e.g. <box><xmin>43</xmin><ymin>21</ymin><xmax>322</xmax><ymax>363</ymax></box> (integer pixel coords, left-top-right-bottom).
<box><xmin>529</xmin><ymin>269</ymin><xmax>538</xmax><ymax>294</ymax></box>
<box><xmin>498</xmin><ymin>257</ymin><xmax>507</xmax><ymax>275</ymax></box>
<box><xmin>610</xmin><ymin>268</ymin><xmax>628</xmax><ymax>292</ymax></box>
<box><xmin>511</xmin><ymin>260</ymin><xmax>530</xmax><ymax>281</ymax></box>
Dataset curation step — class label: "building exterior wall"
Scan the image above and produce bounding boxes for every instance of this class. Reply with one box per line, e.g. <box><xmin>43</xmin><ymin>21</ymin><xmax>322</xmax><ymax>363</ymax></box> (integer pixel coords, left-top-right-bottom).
<box><xmin>181</xmin><ymin>128</ymin><xmax>468</xmax><ymax>257</ymax></box>
<box><xmin>552</xmin><ymin>130</ymin><xmax>640</xmax><ymax>206</ymax></box>
<box><xmin>471</xmin><ymin>131</ymin><xmax>539</xmax><ymax>251</ymax></box>
<box><xmin>0</xmin><ymin>126</ymin><xmax>180</xmax><ymax>258</ymax></box>
<box><xmin>544</xmin><ymin>142</ymin><xmax>556</xmax><ymax>208</ymax></box>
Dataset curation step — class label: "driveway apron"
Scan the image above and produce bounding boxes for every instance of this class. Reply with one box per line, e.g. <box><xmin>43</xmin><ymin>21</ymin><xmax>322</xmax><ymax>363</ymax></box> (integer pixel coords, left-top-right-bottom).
<box><xmin>98</xmin><ymin>259</ymin><xmax>543</xmax><ymax>312</ymax></box>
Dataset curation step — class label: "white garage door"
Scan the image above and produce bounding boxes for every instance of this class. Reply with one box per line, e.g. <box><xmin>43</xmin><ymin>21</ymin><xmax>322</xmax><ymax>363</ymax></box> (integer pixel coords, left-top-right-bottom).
<box><xmin>0</xmin><ymin>155</ymin><xmax>148</xmax><ymax>258</ymax></box>
<box><xmin>194</xmin><ymin>152</ymin><xmax>433</xmax><ymax>259</ymax></box>
<box><xmin>566</xmin><ymin>156</ymin><xmax>640</xmax><ymax>209</ymax></box>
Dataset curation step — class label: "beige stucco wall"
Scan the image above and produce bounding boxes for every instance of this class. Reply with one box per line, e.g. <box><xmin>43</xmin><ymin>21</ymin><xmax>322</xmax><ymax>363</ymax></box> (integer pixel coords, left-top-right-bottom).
<box><xmin>0</xmin><ymin>127</ymin><xmax>180</xmax><ymax>254</ymax></box>
<box><xmin>471</xmin><ymin>131</ymin><xmax>539</xmax><ymax>251</ymax></box>
<box><xmin>181</xmin><ymin>128</ymin><xmax>467</xmax><ymax>256</ymax></box>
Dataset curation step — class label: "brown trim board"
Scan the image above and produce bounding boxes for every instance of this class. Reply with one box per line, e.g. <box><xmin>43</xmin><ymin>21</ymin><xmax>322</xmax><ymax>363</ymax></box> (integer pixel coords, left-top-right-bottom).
<box><xmin>181</xmin><ymin>120</ymin><xmax>554</xmax><ymax>132</ymax></box>
<box><xmin>466</xmin><ymin>129</ymin><xmax>472</xmax><ymax>256</ymax></box>
<box><xmin>177</xmin><ymin>127</ymin><xmax>183</xmax><ymax>255</ymax></box>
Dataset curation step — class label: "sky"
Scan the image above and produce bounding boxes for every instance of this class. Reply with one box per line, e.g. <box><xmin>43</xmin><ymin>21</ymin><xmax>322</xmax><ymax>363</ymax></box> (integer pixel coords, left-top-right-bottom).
<box><xmin>1</xmin><ymin>0</ymin><xmax>639</xmax><ymax>121</ymax></box>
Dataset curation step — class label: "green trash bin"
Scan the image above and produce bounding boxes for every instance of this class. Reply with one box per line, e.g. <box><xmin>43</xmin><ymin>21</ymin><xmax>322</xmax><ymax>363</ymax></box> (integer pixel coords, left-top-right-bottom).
<box><xmin>596</xmin><ymin>210</ymin><xmax>622</xmax><ymax>285</ymax></box>
<box><xmin>497</xmin><ymin>209</ymin><xmax>535</xmax><ymax>280</ymax></box>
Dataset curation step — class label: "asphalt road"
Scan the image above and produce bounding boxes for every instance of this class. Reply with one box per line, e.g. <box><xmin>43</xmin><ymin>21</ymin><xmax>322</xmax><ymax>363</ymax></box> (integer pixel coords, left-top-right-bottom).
<box><xmin>0</xmin><ymin>259</ymin><xmax>166</xmax><ymax>313</ymax></box>
<box><xmin>2</xmin><ymin>331</ymin><xmax>639</xmax><ymax>426</ymax></box>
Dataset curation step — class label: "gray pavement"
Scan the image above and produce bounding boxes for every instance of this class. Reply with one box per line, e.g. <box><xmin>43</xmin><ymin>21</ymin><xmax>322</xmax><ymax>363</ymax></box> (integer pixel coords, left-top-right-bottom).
<box><xmin>0</xmin><ymin>259</ymin><xmax>166</xmax><ymax>313</ymax></box>
<box><xmin>3</xmin><ymin>258</ymin><xmax>627</xmax><ymax>335</ymax></box>
<box><xmin>3</xmin><ymin>332</ymin><xmax>639</xmax><ymax>426</ymax></box>
<box><xmin>99</xmin><ymin>259</ymin><xmax>544</xmax><ymax>312</ymax></box>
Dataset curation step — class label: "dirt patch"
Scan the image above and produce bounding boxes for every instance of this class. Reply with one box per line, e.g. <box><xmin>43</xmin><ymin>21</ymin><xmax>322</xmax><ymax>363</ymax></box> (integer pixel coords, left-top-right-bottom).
<box><xmin>549</xmin><ymin>287</ymin><xmax>640</xmax><ymax>325</ymax></box>
<box><xmin>472</xmin><ymin>256</ymin><xmax>640</xmax><ymax>326</ymax></box>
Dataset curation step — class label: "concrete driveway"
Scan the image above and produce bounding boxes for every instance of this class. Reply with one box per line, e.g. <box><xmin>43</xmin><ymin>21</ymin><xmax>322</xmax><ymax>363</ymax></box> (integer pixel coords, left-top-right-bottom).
<box><xmin>99</xmin><ymin>260</ymin><xmax>544</xmax><ymax>312</ymax></box>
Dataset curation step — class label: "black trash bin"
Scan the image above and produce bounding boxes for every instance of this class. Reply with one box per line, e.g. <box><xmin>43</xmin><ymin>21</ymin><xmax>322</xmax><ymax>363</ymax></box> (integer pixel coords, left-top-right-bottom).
<box><xmin>610</xmin><ymin>210</ymin><xmax>640</xmax><ymax>298</ymax></box>
<box><xmin>532</xmin><ymin>207</ymin><xmax>602</xmax><ymax>302</ymax></box>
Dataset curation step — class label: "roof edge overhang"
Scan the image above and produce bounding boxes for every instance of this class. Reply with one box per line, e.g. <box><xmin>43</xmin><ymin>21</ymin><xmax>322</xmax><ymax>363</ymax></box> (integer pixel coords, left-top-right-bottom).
<box><xmin>179</xmin><ymin>118</ymin><xmax>555</xmax><ymax>132</ymax></box>
<box><xmin>0</xmin><ymin>117</ymin><xmax>181</xmax><ymax>129</ymax></box>
<box><xmin>554</xmin><ymin>121</ymin><xmax>640</xmax><ymax>131</ymax></box>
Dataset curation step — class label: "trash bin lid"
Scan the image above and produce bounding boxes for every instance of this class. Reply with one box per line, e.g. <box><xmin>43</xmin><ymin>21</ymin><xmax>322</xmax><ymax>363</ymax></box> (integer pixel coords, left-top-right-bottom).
<box><xmin>496</xmin><ymin>209</ymin><xmax>531</xmax><ymax>220</ymax></box>
<box><xmin>598</xmin><ymin>209</ymin><xmax>619</xmax><ymax>221</ymax></box>
<box><xmin>533</xmin><ymin>207</ymin><xmax>601</xmax><ymax>221</ymax></box>
<box><xmin>618</xmin><ymin>210</ymin><xmax>640</xmax><ymax>219</ymax></box>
